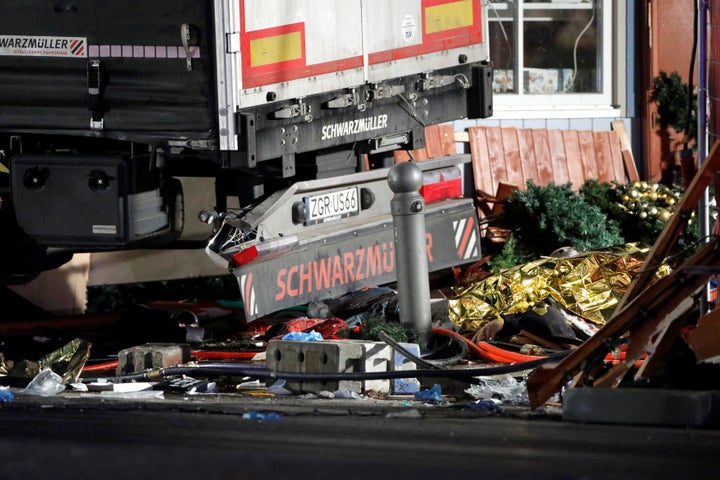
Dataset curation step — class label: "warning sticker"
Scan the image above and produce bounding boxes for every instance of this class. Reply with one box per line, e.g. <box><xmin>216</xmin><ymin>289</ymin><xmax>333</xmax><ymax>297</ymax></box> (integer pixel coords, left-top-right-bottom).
<box><xmin>0</xmin><ymin>35</ymin><xmax>87</xmax><ymax>57</ymax></box>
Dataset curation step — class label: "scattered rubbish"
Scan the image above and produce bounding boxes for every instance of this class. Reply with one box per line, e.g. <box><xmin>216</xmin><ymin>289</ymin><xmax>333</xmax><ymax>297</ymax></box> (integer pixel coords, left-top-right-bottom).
<box><xmin>332</xmin><ymin>388</ymin><xmax>365</xmax><ymax>400</ymax></box>
<box><xmin>86</xmin><ymin>381</ymin><xmax>156</xmax><ymax>393</ymax></box>
<box><xmin>465</xmin><ymin>375</ymin><xmax>529</xmax><ymax>405</ymax></box>
<box><xmin>237</xmin><ymin>379</ymin><xmax>266</xmax><ymax>390</ymax></box>
<box><xmin>271</xmin><ymin>317</ymin><xmax>349</xmax><ymax>340</ymax></box>
<box><xmin>467</xmin><ymin>398</ymin><xmax>502</xmax><ymax>414</ymax></box>
<box><xmin>242</xmin><ymin>411</ymin><xmax>283</xmax><ymax>421</ymax></box>
<box><xmin>414</xmin><ymin>383</ymin><xmax>443</xmax><ymax>402</ymax></box>
<box><xmin>266</xmin><ymin>379</ymin><xmax>293</xmax><ymax>396</ymax></box>
<box><xmin>158</xmin><ymin>376</ymin><xmax>217</xmax><ymax>394</ymax></box>
<box><xmin>385</xmin><ymin>408</ymin><xmax>423</xmax><ymax>419</ymax></box>
<box><xmin>19</xmin><ymin>368</ymin><xmax>65</xmax><ymax>396</ymax></box>
<box><xmin>0</xmin><ymin>338</ymin><xmax>91</xmax><ymax>385</ymax></box>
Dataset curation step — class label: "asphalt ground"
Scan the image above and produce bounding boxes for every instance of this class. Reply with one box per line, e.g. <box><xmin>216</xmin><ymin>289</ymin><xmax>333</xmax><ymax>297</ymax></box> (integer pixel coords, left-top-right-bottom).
<box><xmin>1</xmin><ymin>391</ymin><xmax>719</xmax><ymax>480</ymax></box>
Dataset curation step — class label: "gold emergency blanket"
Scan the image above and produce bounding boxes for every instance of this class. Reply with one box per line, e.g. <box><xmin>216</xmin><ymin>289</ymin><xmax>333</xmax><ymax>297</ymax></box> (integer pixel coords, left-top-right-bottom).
<box><xmin>0</xmin><ymin>338</ymin><xmax>91</xmax><ymax>384</ymax></box>
<box><xmin>449</xmin><ymin>244</ymin><xmax>663</xmax><ymax>331</ymax></box>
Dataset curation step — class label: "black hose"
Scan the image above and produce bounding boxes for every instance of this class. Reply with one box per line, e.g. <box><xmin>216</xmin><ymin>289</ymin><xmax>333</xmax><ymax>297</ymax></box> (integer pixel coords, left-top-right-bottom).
<box><xmin>424</xmin><ymin>329</ymin><xmax>470</xmax><ymax>367</ymax></box>
<box><xmin>82</xmin><ymin>352</ymin><xmax>571</xmax><ymax>385</ymax></box>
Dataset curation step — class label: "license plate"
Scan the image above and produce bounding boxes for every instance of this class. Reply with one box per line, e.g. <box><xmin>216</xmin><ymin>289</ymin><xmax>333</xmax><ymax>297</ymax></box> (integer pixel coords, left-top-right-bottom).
<box><xmin>304</xmin><ymin>186</ymin><xmax>359</xmax><ymax>224</ymax></box>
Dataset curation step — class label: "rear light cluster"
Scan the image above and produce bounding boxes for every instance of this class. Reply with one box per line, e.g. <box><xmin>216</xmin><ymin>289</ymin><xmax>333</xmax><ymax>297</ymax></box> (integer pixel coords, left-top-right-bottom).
<box><xmin>419</xmin><ymin>165</ymin><xmax>463</xmax><ymax>203</ymax></box>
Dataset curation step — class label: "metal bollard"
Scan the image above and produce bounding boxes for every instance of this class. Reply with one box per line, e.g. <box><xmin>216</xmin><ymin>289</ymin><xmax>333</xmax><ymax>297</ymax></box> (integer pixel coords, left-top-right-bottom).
<box><xmin>388</xmin><ymin>161</ymin><xmax>431</xmax><ymax>346</ymax></box>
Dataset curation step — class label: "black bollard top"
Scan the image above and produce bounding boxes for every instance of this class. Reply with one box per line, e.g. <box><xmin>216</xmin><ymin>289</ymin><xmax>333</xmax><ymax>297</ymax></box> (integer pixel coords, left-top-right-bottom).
<box><xmin>387</xmin><ymin>161</ymin><xmax>423</xmax><ymax>193</ymax></box>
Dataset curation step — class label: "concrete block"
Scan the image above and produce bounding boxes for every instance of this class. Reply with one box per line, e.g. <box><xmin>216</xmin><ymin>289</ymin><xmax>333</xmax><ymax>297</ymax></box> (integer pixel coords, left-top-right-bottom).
<box><xmin>563</xmin><ymin>388</ymin><xmax>720</xmax><ymax>428</ymax></box>
<box><xmin>265</xmin><ymin>339</ymin><xmax>392</xmax><ymax>393</ymax></box>
<box><xmin>116</xmin><ymin>343</ymin><xmax>191</xmax><ymax>375</ymax></box>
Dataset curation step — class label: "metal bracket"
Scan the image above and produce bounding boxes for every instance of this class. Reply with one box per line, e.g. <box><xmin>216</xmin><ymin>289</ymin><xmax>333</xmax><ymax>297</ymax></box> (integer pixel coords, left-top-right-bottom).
<box><xmin>87</xmin><ymin>60</ymin><xmax>104</xmax><ymax>130</ymax></box>
<box><xmin>416</xmin><ymin>73</ymin><xmax>461</xmax><ymax>91</ymax></box>
<box><xmin>181</xmin><ymin>24</ymin><xmax>193</xmax><ymax>71</ymax></box>
<box><xmin>366</xmin><ymin>83</ymin><xmax>406</xmax><ymax>102</ymax></box>
<box><xmin>270</xmin><ymin>99</ymin><xmax>312</xmax><ymax>122</ymax></box>
<box><xmin>325</xmin><ymin>90</ymin><xmax>363</xmax><ymax>110</ymax></box>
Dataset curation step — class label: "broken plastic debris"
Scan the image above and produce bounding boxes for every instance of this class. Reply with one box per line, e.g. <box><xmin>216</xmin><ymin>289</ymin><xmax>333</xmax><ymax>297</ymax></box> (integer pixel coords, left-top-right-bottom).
<box><xmin>468</xmin><ymin>398</ymin><xmax>502</xmax><ymax>413</ymax></box>
<box><xmin>0</xmin><ymin>387</ymin><xmax>14</xmax><ymax>403</ymax></box>
<box><xmin>242</xmin><ymin>411</ymin><xmax>283</xmax><ymax>421</ymax></box>
<box><xmin>414</xmin><ymin>383</ymin><xmax>442</xmax><ymax>402</ymax></box>
<box><xmin>281</xmin><ymin>330</ymin><xmax>323</xmax><ymax>341</ymax></box>
<box><xmin>332</xmin><ymin>388</ymin><xmax>365</xmax><ymax>400</ymax></box>
<box><xmin>465</xmin><ymin>374</ymin><xmax>528</xmax><ymax>405</ymax></box>
<box><xmin>266</xmin><ymin>379</ymin><xmax>293</xmax><ymax>395</ymax></box>
<box><xmin>20</xmin><ymin>368</ymin><xmax>65</xmax><ymax>396</ymax></box>
<box><xmin>86</xmin><ymin>381</ymin><xmax>156</xmax><ymax>393</ymax></box>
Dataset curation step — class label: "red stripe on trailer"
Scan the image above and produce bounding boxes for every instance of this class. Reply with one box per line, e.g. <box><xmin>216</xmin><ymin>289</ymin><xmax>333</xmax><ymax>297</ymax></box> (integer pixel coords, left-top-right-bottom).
<box><xmin>239</xmin><ymin>1</ymin><xmax>483</xmax><ymax>89</ymax></box>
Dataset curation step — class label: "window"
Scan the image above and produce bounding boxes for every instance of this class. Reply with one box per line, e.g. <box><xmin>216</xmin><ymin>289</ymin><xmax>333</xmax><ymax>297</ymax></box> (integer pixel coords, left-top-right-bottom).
<box><xmin>487</xmin><ymin>0</ymin><xmax>618</xmax><ymax>118</ymax></box>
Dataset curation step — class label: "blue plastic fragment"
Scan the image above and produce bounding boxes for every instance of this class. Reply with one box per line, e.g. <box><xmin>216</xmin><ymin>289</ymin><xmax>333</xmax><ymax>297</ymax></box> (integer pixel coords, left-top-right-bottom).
<box><xmin>242</xmin><ymin>411</ymin><xmax>284</xmax><ymax>421</ymax></box>
<box><xmin>468</xmin><ymin>399</ymin><xmax>501</xmax><ymax>413</ymax></box>
<box><xmin>414</xmin><ymin>383</ymin><xmax>442</xmax><ymax>402</ymax></box>
<box><xmin>0</xmin><ymin>388</ymin><xmax>14</xmax><ymax>403</ymax></box>
<box><xmin>281</xmin><ymin>330</ymin><xmax>323</xmax><ymax>341</ymax></box>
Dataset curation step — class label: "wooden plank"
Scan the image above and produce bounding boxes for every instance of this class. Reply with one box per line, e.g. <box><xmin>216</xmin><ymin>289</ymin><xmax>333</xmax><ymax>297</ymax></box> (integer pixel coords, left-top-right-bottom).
<box><xmin>611</xmin><ymin>119</ymin><xmax>640</xmax><ymax>182</ymax></box>
<box><xmin>605</xmin><ymin>129</ymin><xmax>628</xmax><ymax>183</ymax></box>
<box><xmin>547</xmin><ymin>129</ymin><xmax>570</xmax><ymax>186</ymax></box>
<box><xmin>577</xmin><ymin>129</ymin><xmax>598</xmax><ymax>184</ymax></box>
<box><xmin>531</xmin><ymin>128</ymin><xmax>555</xmax><ymax>186</ymax></box>
<box><xmin>562</xmin><ymin>130</ymin><xmax>584</xmax><ymax>189</ymax></box>
<box><xmin>501</xmin><ymin>127</ymin><xmax>525</xmax><ymax>188</ymax></box>
<box><xmin>593</xmin><ymin>131</ymin><xmax>615</xmax><ymax>183</ymax></box>
<box><xmin>518</xmin><ymin>128</ymin><xmax>539</xmax><ymax>184</ymax></box>
<box><xmin>430</xmin><ymin>123</ymin><xmax>457</xmax><ymax>157</ymax></box>
<box><xmin>485</xmin><ymin>126</ymin><xmax>510</xmax><ymax>191</ymax></box>
<box><xmin>468</xmin><ymin>126</ymin><xmax>496</xmax><ymax>198</ymax></box>
<box><xmin>394</xmin><ymin>124</ymin><xmax>455</xmax><ymax>162</ymax></box>
<box><xmin>454</xmin><ymin>130</ymin><xmax>470</xmax><ymax>143</ymax></box>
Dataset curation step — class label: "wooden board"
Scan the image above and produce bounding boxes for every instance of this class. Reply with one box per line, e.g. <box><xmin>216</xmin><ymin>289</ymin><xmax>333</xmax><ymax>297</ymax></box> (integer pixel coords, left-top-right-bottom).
<box><xmin>462</xmin><ymin>124</ymin><xmax>643</xmax><ymax>241</ymax></box>
<box><xmin>466</xmin><ymin>125</ymin><xmax>636</xmax><ymax>208</ymax></box>
<box><xmin>393</xmin><ymin>123</ymin><xmax>457</xmax><ymax>162</ymax></box>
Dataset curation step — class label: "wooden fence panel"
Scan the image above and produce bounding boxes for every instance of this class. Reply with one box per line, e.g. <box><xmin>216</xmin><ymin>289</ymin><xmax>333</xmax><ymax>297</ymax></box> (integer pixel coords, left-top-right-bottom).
<box><xmin>501</xmin><ymin>127</ymin><xmax>525</xmax><ymax>188</ymax></box>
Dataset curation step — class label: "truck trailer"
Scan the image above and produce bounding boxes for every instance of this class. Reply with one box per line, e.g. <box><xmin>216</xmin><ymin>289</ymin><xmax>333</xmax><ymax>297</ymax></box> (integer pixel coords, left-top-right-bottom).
<box><xmin>0</xmin><ymin>0</ymin><xmax>492</xmax><ymax>320</ymax></box>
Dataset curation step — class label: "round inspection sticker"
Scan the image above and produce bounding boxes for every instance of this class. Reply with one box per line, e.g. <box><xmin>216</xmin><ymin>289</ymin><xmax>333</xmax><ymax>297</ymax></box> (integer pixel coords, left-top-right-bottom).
<box><xmin>402</xmin><ymin>14</ymin><xmax>416</xmax><ymax>44</ymax></box>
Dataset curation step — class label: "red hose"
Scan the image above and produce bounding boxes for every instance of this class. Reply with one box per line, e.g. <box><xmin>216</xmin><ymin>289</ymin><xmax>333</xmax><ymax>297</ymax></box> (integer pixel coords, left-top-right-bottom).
<box><xmin>432</xmin><ymin>326</ymin><xmax>645</xmax><ymax>367</ymax></box>
<box><xmin>432</xmin><ymin>327</ymin><xmax>545</xmax><ymax>363</ymax></box>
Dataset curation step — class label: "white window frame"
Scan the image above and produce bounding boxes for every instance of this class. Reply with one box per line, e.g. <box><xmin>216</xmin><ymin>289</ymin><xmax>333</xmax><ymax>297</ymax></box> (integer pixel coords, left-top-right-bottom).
<box><xmin>487</xmin><ymin>0</ymin><xmax>620</xmax><ymax>119</ymax></box>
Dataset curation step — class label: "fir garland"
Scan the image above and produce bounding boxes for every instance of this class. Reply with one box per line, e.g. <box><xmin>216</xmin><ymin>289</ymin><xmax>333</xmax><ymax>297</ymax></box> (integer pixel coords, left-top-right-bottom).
<box><xmin>489</xmin><ymin>180</ymin><xmax>624</xmax><ymax>270</ymax></box>
<box><xmin>488</xmin><ymin>179</ymin><xmax>697</xmax><ymax>272</ymax></box>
